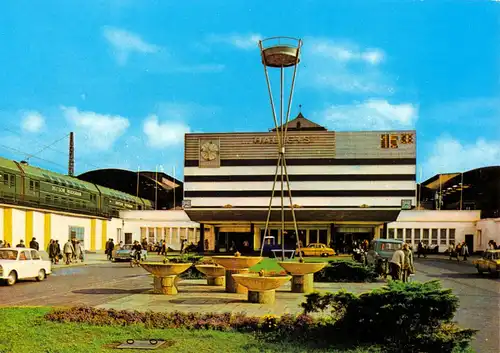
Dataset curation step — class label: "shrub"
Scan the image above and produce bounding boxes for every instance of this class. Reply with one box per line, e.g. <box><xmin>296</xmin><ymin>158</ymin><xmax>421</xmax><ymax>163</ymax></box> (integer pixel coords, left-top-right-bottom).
<box><xmin>301</xmin><ymin>280</ymin><xmax>476</xmax><ymax>353</ymax></box>
<box><xmin>313</xmin><ymin>260</ymin><xmax>377</xmax><ymax>282</ymax></box>
<box><xmin>44</xmin><ymin>307</ymin><xmax>316</xmax><ymax>336</ymax></box>
<box><xmin>179</xmin><ymin>267</ymin><xmax>205</xmax><ymax>279</ymax></box>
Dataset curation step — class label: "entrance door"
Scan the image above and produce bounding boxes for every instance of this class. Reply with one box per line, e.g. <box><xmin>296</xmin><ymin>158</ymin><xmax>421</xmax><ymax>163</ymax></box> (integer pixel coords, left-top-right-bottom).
<box><xmin>125</xmin><ymin>233</ymin><xmax>132</xmax><ymax>244</ymax></box>
<box><xmin>465</xmin><ymin>234</ymin><xmax>474</xmax><ymax>253</ymax></box>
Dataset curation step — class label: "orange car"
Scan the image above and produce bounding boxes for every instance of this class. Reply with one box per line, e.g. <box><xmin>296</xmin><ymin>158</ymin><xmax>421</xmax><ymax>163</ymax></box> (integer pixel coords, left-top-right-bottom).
<box><xmin>297</xmin><ymin>243</ymin><xmax>336</xmax><ymax>257</ymax></box>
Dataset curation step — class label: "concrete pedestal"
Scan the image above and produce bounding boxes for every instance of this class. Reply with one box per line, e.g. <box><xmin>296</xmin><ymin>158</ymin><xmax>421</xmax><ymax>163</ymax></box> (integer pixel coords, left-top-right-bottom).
<box><xmin>226</xmin><ymin>269</ymin><xmax>249</xmax><ymax>293</ymax></box>
<box><xmin>291</xmin><ymin>273</ymin><xmax>314</xmax><ymax>293</ymax></box>
<box><xmin>153</xmin><ymin>275</ymin><xmax>179</xmax><ymax>295</ymax></box>
<box><xmin>248</xmin><ymin>290</ymin><xmax>275</xmax><ymax>304</ymax></box>
<box><xmin>207</xmin><ymin>276</ymin><xmax>225</xmax><ymax>286</ymax></box>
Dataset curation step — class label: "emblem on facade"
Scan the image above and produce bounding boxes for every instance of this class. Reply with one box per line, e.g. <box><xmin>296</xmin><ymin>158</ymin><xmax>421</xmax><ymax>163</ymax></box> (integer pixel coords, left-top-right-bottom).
<box><xmin>200</xmin><ymin>141</ymin><xmax>219</xmax><ymax>161</ymax></box>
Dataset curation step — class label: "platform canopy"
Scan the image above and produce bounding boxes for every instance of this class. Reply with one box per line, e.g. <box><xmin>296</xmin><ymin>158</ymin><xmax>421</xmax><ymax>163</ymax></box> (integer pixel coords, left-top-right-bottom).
<box><xmin>78</xmin><ymin>168</ymin><xmax>183</xmax><ymax>210</ymax></box>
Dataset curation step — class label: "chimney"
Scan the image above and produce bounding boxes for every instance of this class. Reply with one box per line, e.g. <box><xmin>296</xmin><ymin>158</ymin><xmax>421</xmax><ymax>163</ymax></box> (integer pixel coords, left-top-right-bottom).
<box><xmin>68</xmin><ymin>132</ymin><xmax>75</xmax><ymax>176</ymax></box>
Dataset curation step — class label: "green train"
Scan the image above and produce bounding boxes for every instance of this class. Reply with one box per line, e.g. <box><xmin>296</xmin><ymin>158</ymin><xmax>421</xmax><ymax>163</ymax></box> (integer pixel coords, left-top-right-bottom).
<box><xmin>0</xmin><ymin>156</ymin><xmax>153</xmax><ymax>218</ymax></box>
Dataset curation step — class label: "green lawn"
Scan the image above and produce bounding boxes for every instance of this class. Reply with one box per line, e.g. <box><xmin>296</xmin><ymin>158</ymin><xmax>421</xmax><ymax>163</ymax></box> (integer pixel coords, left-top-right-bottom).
<box><xmin>249</xmin><ymin>256</ymin><xmax>348</xmax><ymax>272</ymax></box>
<box><xmin>0</xmin><ymin>307</ymin><xmax>379</xmax><ymax>353</ymax></box>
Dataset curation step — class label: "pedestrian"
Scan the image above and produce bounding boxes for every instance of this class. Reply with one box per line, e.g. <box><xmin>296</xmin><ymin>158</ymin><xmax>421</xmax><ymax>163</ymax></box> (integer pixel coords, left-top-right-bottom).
<box><xmin>29</xmin><ymin>237</ymin><xmax>39</xmax><ymax>250</ymax></box>
<box><xmin>75</xmin><ymin>240</ymin><xmax>83</xmax><ymax>263</ymax></box>
<box><xmin>16</xmin><ymin>240</ymin><xmax>25</xmax><ymax>248</ymax></box>
<box><xmin>157</xmin><ymin>240</ymin><xmax>163</xmax><ymax>255</ymax></box>
<box><xmin>63</xmin><ymin>240</ymin><xmax>75</xmax><ymax>265</ymax></box>
<box><xmin>461</xmin><ymin>242</ymin><xmax>469</xmax><ymax>261</ymax></box>
<box><xmin>417</xmin><ymin>241</ymin><xmax>426</xmax><ymax>258</ymax></box>
<box><xmin>106</xmin><ymin>238</ymin><xmax>115</xmax><ymax>261</ymax></box>
<box><xmin>455</xmin><ymin>243</ymin><xmax>462</xmax><ymax>263</ymax></box>
<box><xmin>389</xmin><ymin>245</ymin><xmax>406</xmax><ymax>281</ymax></box>
<box><xmin>161</xmin><ymin>241</ymin><xmax>166</xmax><ymax>256</ymax></box>
<box><xmin>401</xmin><ymin>243</ymin><xmax>414</xmax><ymax>282</ymax></box>
<box><xmin>180</xmin><ymin>238</ymin><xmax>187</xmax><ymax>254</ymax></box>
<box><xmin>48</xmin><ymin>240</ymin><xmax>55</xmax><ymax>263</ymax></box>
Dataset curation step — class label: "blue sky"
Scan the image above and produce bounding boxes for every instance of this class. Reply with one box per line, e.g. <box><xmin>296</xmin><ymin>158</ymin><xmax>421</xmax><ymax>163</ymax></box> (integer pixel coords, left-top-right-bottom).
<box><xmin>0</xmin><ymin>0</ymin><xmax>499</xmax><ymax>181</ymax></box>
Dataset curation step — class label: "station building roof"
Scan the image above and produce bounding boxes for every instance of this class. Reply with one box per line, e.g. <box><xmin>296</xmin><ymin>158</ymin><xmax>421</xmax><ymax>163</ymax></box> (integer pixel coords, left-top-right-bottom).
<box><xmin>78</xmin><ymin>169</ymin><xmax>183</xmax><ymax>210</ymax></box>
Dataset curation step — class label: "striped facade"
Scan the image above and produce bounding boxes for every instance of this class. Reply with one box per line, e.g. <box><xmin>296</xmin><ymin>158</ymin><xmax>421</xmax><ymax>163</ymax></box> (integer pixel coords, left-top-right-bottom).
<box><xmin>184</xmin><ymin>130</ymin><xmax>416</xmax><ymax>220</ymax></box>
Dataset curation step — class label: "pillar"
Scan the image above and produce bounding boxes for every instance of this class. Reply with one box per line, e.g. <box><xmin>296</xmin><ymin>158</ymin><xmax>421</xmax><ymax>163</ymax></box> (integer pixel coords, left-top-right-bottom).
<box><xmin>200</xmin><ymin>223</ymin><xmax>205</xmax><ymax>252</ymax></box>
<box><xmin>248</xmin><ymin>290</ymin><xmax>275</xmax><ymax>304</ymax></box>
<box><xmin>306</xmin><ymin>229</ymin><xmax>310</xmax><ymax>245</ymax></box>
<box><xmin>253</xmin><ymin>226</ymin><xmax>261</xmax><ymax>251</ymax></box>
<box><xmin>291</xmin><ymin>273</ymin><xmax>314</xmax><ymax>293</ymax></box>
<box><xmin>225</xmin><ymin>269</ymin><xmax>249</xmax><ymax>294</ymax></box>
<box><xmin>153</xmin><ymin>275</ymin><xmax>179</xmax><ymax>295</ymax></box>
<box><xmin>383</xmin><ymin>223</ymin><xmax>388</xmax><ymax>239</ymax></box>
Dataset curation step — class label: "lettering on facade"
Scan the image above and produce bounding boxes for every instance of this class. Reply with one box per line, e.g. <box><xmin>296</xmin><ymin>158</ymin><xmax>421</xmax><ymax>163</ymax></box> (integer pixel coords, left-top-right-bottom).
<box><xmin>51</xmin><ymin>185</ymin><xmax>83</xmax><ymax>197</ymax></box>
<box><xmin>252</xmin><ymin>136</ymin><xmax>311</xmax><ymax>144</ymax></box>
<box><xmin>380</xmin><ymin>133</ymin><xmax>414</xmax><ymax>149</ymax></box>
<box><xmin>111</xmin><ymin>200</ymin><xmax>134</xmax><ymax>209</ymax></box>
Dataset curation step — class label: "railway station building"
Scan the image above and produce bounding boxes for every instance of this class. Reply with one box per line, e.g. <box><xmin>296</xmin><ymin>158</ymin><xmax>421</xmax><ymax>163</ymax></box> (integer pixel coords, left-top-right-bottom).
<box><xmin>183</xmin><ymin>114</ymin><xmax>417</xmax><ymax>252</ymax></box>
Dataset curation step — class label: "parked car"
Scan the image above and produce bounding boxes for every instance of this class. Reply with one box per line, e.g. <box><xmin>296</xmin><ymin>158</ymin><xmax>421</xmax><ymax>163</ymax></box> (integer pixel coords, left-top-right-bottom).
<box><xmin>0</xmin><ymin>248</ymin><xmax>52</xmax><ymax>286</ymax></box>
<box><xmin>112</xmin><ymin>244</ymin><xmax>148</xmax><ymax>262</ymax></box>
<box><xmin>297</xmin><ymin>243</ymin><xmax>336</xmax><ymax>257</ymax></box>
<box><xmin>472</xmin><ymin>249</ymin><xmax>500</xmax><ymax>276</ymax></box>
<box><xmin>366</xmin><ymin>239</ymin><xmax>405</xmax><ymax>278</ymax></box>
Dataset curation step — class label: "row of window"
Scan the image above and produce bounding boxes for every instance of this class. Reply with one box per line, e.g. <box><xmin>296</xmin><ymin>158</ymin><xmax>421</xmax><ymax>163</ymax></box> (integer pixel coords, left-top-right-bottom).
<box><xmin>388</xmin><ymin>228</ymin><xmax>456</xmax><ymax>245</ymax></box>
<box><xmin>2</xmin><ymin>173</ymin><xmax>15</xmax><ymax>188</ymax></box>
<box><xmin>45</xmin><ymin>194</ymin><xmax>89</xmax><ymax>209</ymax></box>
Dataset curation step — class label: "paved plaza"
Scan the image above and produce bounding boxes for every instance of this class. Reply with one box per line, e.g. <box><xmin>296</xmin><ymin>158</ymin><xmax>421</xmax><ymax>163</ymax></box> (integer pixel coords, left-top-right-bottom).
<box><xmin>0</xmin><ymin>255</ymin><xmax>499</xmax><ymax>352</ymax></box>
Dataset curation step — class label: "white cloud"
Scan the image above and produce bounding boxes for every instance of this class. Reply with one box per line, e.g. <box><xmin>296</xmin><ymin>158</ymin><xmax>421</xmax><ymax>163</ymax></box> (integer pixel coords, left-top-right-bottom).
<box><xmin>207</xmin><ymin>33</ymin><xmax>262</xmax><ymax>50</ymax></box>
<box><xmin>143</xmin><ymin>114</ymin><xmax>190</xmax><ymax>148</ymax></box>
<box><xmin>61</xmin><ymin>106</ymin><xmax>130</xmax><ymax>150</ymax></box>
<box><xmin>310</xmin><ymin>41</ymin><xmax>384</xmax><ymax>65</ymax></box>
<box><xmin>301</xmin><ymin>37</ymin><xmax>392</xmax><ymax>94</ymax></box>
<box><xmin>425</xmin><ymin>136</ymin><xmax>500</xmax><ymax>176</ymax></box>
<box><xmin>102</xmin><ymin>26</ymin><xmax>161</xmax><ymax>65</ymax></box>
<box><xmin>21</xmin><ymin>111</ymin><xmax>45</xmax><ymax>133</ymax></box>
<box><xmin>318</xmin><ymin>99</ymin><xmax>418</xmax><ymax>130</ymax></box>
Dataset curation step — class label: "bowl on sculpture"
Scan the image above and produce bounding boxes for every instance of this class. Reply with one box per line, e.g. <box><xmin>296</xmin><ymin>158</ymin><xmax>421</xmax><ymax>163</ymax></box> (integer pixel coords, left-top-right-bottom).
<box><xmin>232</xmin><ymin>273</ymin><xmax>291</xmax><ymax>291</ymax></box>
<box><xmin>140</xmin><ymin>262</ymin><xmax>193</xmax><ymax>276</ymax></box>
<box><xmin>195</xmin><ymin>264</ymin><xmax>225</xmax><ymax>277</ymax></box>
<box><xmin>277</xmin><ymin>262</ymin><xmax>326</xmax><ymax>275</ymax></box>
<box><xmin>212</xmin><ymin>256</ymin><xmax>263</xmax><ymax>270</ymax></box>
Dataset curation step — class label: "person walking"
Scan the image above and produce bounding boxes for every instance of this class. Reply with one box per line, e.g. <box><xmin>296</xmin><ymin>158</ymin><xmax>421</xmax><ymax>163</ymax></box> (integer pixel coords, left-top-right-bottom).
<box><xmin>74</xmin><ymin>240</ymin><xmax>83</xmax><ymax>263</ymax></box>
<box><xmin>63</xmin><ymin>240</ymin><xmax>75</xmax><ymax>265</ymax></box>
<box><xmin>401</xmin><ymin>243</ymin><xmax>414</xmax><ymax>282</ymax></box>
<box><xmin>389</xmin><ymin>245</ymin><xmax>406</xmax><ymax>281</ymax></box>
<box><xmin>461</xmin><ymin>242</ymin><xmax>469</xmax><ymax>261</ymax></box>
<box><xmin>48</xmin><ymin>240</ymin><xmax>55</xmax><ymax>263</ymax></box>
<box><xmin>106</xmin><ymin>239</ymin><xmax>115</xmax><ymax>261</ymax></box>
<box><xmin>417</xmin><ymin>241</ymin><xmax>426</xmax><ymax>258</ymax></box>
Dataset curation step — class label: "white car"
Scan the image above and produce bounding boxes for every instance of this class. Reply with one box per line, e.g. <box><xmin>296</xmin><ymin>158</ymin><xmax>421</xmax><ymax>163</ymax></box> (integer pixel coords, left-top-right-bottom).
<box><xmin>0</xmin><ymin>248</ymin><xmax>52</xmax><ymax>286</ymax></box>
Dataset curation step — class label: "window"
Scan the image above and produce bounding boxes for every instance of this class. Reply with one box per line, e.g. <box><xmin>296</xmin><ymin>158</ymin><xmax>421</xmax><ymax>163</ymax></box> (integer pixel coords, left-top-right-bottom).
<box><xmin>69</xmin><ymin>226</ymin><xmax>85</xmax><ymax>243</ymax></box>
<box><xmin>388</xmin><ymin>229</ymin><xmax>395</xmax><ymax>239</ymax></box>
<box><xmin>29</xmin><ymin>180</ymin><xmax>34</xmax><ymax>191</ymax></box>
<box><xmin>422</xmin><ymin>229</ymin><xmax>430</xmax><ymax>244</ymax></box>
<box><xmin>414</xmin><ymin>229</ymin><xmax>421</xmax><ymax>242</ymax></box>
<box><xmin>440</xmin><ymin>229</ymin><xmax>447</xmax><ymax>245</ymax></box>
<box><xmin>31</xmin><ymin>250</ymin><xmax>40</xmax><ymax>260</ymax></box>
<box><xmin>431</xmin><ymin>229</ymin><xmax>438</xmax><ymax>245</ymax></box>
<box><xmin>397</xmin><ymin>229</ymin><xmax>403</xmax><ymax>241</ymax></box>
<box><xmin>3</xmin><ymin>174</ymin><xmax>8</xmax><ymax>185</ymax></box>
<box><xmin>449</xmin><ymin>229</ymin><xmax>456</xmax><ymax>244</ymax></box>
<box><xmin>19</xmin><ymin>250</ymin><xmax>31</xmax><ymax>260</ymax></box>
<box><xmin>405</xmin><ymin>229</ymin><xmax>412</xmax><ymax>243</ymax></box>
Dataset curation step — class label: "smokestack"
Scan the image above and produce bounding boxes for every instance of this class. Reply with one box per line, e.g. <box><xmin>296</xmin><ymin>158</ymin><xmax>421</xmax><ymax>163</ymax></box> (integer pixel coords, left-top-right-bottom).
<box><xmin>69</xmin><ymin>132</ymin><xmax>75</xmax><ymax>176</ymax></box>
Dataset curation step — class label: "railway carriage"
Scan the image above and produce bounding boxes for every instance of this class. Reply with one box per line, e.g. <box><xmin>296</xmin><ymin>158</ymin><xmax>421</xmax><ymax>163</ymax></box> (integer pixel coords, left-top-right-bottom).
<box><xmin>0</xmin><ymin>157</ymin><xmax>153</xmax><ymax>217</ymax></box>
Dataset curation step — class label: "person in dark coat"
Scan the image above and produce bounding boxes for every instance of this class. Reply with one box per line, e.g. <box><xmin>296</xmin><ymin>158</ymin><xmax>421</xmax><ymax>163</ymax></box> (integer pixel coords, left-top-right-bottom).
<box><xmin>16</xmin><ymin>240</ymin><xmax>25</xmax><ymax>248</ymax></box>
<box><xmin>29</xmin><ymin>237</ymin><xmax>39</xmax><ymax>250</ymax></box>
<box><xmin>106</xmin><ymin>239</ymin><xmax>115</xmax><ymax>260</ymax></box>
